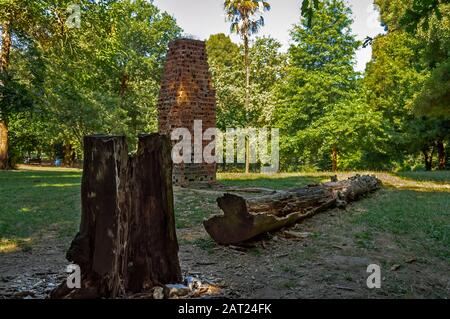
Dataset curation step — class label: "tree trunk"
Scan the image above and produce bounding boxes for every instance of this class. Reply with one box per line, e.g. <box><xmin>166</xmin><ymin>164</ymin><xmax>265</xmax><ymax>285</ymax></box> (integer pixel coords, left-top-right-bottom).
<box><xmin>204</xmin><ymin>175</ymin><xmax>382</xmax><ymax>245</ymax></box>
<box><xmin>0</xmin><ymin>20</ymin><xmax>12</xmax><ymax>72</ymax></box>
<box><xmin>123</xmin><ymin>134</ymin><xmax>182</xmax><ymax>293</ymax></box>
<box><xmin>63</xmin><ymin>141</ymin><xmax>75</xmax><ymax>166</ymax></box>
<box><xmin>243</xmin><ymin>29</ymin><xmax>250</xmax><ymax>174</ymax></box>
<box><xmin>331</xmin><ymin>145</ymin><xmax>338</xmax><ymax>172</ymax></box>
<box><xmin>245</xmin><ymin>137</ymin><xmax>250</xmax><ymax>173</ymax></box>
<box><xmin>119</xmin><ymin>73</ymin><xmax>128</xmax><ymax>98</ymax></box>
<box><xmin>422</xmin><ymin>147</ymin><xmax>433</xmax><ymax>171</ymax></box>
<box><xmin>437</xmin><ymin>140</ymin><xmax>446</xmax><ymax>170</ymax></box>
<box><xmin>0</xmin><ymin>21</ymin><xmax>12</xmax><ymax>170</ymax></box>
<box><xmin>0</xmin><ymin>121</ymin><xmax>8</xmax><ymax>169</ymax></box>
<box><xmin>51</xmin><ymin>134</ymin><xmax>182</xmax><ymax>299</ymax></box>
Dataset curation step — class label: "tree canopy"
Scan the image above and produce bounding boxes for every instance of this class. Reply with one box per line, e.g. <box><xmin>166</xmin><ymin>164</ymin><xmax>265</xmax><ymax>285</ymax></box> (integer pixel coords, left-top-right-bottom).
<box><xmin>0</xmin><ymin>0</ymin><xmax>448</xmax><ymax>172</ymax></box>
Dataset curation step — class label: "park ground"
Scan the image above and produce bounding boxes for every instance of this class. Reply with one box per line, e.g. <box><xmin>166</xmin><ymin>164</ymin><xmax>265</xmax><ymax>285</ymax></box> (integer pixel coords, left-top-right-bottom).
<box><xmin>0</xmin><ymin>166</ymin><xmax>449</xmax><ymax>298</ymax></box>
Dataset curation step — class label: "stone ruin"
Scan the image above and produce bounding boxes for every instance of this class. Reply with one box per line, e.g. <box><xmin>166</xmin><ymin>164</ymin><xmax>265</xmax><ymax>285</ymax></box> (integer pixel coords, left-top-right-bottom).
<box><xmin>157</xmin><ymin>39</ymin><xmax>217</xmax><ymax>185</ymax></box>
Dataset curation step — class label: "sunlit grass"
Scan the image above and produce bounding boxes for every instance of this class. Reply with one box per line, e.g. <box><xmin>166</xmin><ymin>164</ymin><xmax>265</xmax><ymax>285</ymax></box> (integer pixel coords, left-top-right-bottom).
<box><xmin>0</xmin><ymin>238</ymin><xmax>32</xmax><ymax>253</ymax></box>
<box><xmin>0</xmin><ymin>166</ymin><xmax>82</xmax><ymax>246</ymax></box>
<box><xmin>15</xmin><ymin>165</ymin><xmax>81</xmax><ymax>173</ymax></box>
<box><xmin>0</xmin><ymin>239</ymin><xmax>19</xmax><ymax>253</ymax></box>
<box><xmin>33</xmin><ymin>183</ymin><xmax>81</xmax><ymax>188</ymax></box>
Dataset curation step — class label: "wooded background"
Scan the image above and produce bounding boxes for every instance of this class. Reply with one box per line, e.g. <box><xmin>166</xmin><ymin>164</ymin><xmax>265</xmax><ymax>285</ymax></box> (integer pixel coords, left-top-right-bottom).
<box><xmin>0</xmin><ymin>0</ymin><xmax>448</xmax><ymax>172</ymax></box>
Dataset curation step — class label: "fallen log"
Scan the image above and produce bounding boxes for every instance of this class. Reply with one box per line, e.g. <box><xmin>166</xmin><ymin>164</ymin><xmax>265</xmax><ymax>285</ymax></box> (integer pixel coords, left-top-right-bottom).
<box><xmin>203</xmin><ymin>175</ymin><xmax>382</xmax><ymax>245</ymax></box>
<box><xmin>50</xmin><ymin>134</ymin><xmax>181</xmax><ymax>299</ymax></box>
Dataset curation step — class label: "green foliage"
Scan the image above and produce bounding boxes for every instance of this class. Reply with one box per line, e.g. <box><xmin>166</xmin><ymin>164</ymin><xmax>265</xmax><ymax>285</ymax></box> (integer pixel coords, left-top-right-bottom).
<box><xmin>275</xmin><ymin>0</ymin><xmax>362</xmax><ymax>170</ymax></box>
<box><xmin>42</xmin><ymin>0</ymin><xmax>181</xmax><ymax>149</ymax></box>
<box><xmin>206</xmin><ymin>33</ymin><xmax>246</xmax><ymax>129</ymax></box>
<box><xmin>249</xmin><ymin>37</ymin><xmax>287</xmax><ymax>125</ymax></box>
<box><xmin>413</xmin><ymin>61</ymin><xmax>450</xmax><ymax>116</ymax></box>
<box><xmin>364</xmin><ymin>31</ymin><xmax>426</xmax><ymax>166</ymax></box>
<box><xmin>400</xmin><ymin>0</ymin><xmax>450</xmax><ymax>32</ymax></box>
<box><xmin>412</xmin><ymin>4</ymin><xmax>450</xmax><ymax>116</ymax></box>
<box><xmin>374</xmin><ymin>0</ymin><xmax>450</xmax><ymax>117</ymax></box>
<box><xmin>365</xmin><ymin>1</ymin><xmax>450</xmax><ymax>170</ymax></box>
<box><xmin>206</xmin><ymin>33</ymin><xmax>286</xmax><ymax>129</ymax></box>
<box><xmin>223</xmin><ymin>0</ymin><xmax>271</xmax><ymax>38</ymax></box>
<box><xmin>3</xmin><ymin>0</ymin><xmax>181</xmax><ymax>159</ymax></box>
<box><xmin>299</xmin><ymin>96</ymin><xmax>388</xmax><ymax>170</ymax></box>
<box><xmin>1</xmin><ymin>0</ymin><xmax>448</xmax><ymax>172</ymax></box>
<box><xmin>300</xmin><ymin>0</ymin><xmax>320</xmax><ymax>27</ymax></box>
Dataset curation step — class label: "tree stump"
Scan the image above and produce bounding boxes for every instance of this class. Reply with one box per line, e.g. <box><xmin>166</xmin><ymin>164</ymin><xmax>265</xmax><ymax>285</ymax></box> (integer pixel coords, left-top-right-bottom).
<box><xmin>204</xmin><ymin>175</ymin><xmax>382</xmax><ymax>245</ymax></box>
<box><xmin>51</xmin><ymin>134</ymin><xmax>181</xmax><ymax>299</ymax></box>
<box><xmin>124</xmin><ymin>135</ymin><xmax>181</xmax><ymax>293</ymax></box>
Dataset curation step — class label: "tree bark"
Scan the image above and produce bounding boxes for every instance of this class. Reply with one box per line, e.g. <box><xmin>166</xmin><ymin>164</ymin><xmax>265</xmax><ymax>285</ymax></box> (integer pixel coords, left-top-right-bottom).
<box><xmin>331</xmin><ymin>145</ymin><xmax>338</xmax><ymax>172</ymax></box>
<box><xmin>0</xmin><ymin>21</ymin><xmax>12</xmax><ymax>169</ymax></box>
<box><xmin>243</xmin><ymin>25</ymin><xmax>250</xmax><ymax>174</ymax></box>
<box><xmin>124</xmin><ymin>134</ymin><xmax>182</xmax><ymax>293</ymax></box>
<box><xmin>437</xmin><ymin>140</ymin><xmax>446</xmax><ymax>170</ymax></box>
<box><xmin>0</xmin><ymin>121</ymin><xmax>8</xmax><ymax>169</ymax></box>
<box><xmin>51</xmin><ymin>134</ymin><xmax>181</xmax><ymax>299</ymax></box>
<box><xmin>0</xmin><ymin>20</ymin><xmax>12</xmax><ymax>72</ymax></box>
<box><xmin>63</xmin><ymin>141</ymin><xmax>75</xmax><ymax>166</ymax></box>
<box><xmin>204</xmin><ymin>175</ymin><xmax>382</xmax><ymax>245</ymax></box>
<box><xmin>422</xmin><ymin>147</ymin><xmax>433</xmax><ymax>171</ymax></box>
<box><xmin>245</xmin><ymin>137</ymin><xmax>250</xmax><ymax>173</ymax></box>
<box><xmin>119</xmin><ymin>73</ymin><xmax>128</xmax><ymax>98</ymax></box>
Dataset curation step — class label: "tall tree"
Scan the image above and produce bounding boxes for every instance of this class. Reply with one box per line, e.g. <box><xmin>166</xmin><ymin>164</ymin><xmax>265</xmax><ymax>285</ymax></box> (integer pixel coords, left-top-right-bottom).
<box><xmin>0</xmin><ymin>0</ymin><xmax>48</xmax><ymax>168</ymax></box>
<box><xmin>249</xmin><ymin>37</ymin><xmax>287</xmax><ymax>125</ymax></box>
<box><xmin>223</xmin><ymin>0</ymin><xmax>270</xmax><ymax>173</ymax></box>
<box><xmin>0</xmin><ymin>19</ymin><xmax>11</xmax><ymax>168</ymax></box>
<box><xmin>207</xmin><ymin>34</ymin><xmax>286</xmax><ymax>130</ymax></box>
<box><xmin>276</xmin><ymin>0</ymin><xmax>360</xmax><ymax>171</ymax></box>
<box><xmin>2</xmin><ymin>0</ymin><xmax>181</xmax><ymax>166</ymax></box>
<box><xmin>375</xmin><ymin>0</ymin><xmax>450</xmax><ymax>117</ymax></box>
<box><xmin>365</xmin><ymin>0</ymin><xmax>450</xmax><ymax>170</ymax></box>
<box><xmin>206</xmin><ymin>33</ymin><xmax>246</xmax><ymax>131</ymax></box>
<box><xmin>410</xmin><ymin>3</ymin><xmax>450</xmax><ymax>116</ymax></box>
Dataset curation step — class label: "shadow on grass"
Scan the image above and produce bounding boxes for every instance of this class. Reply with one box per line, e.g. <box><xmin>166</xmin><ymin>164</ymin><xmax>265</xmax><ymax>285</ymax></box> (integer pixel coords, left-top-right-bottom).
<box><xmin>348</xmin><ymin>188</ymin><xmax>450</xmax><ymax>261</ymax></box>
<box><xmin>218</xmin><ymin>174</ymin><xmax>326</xmax><ymax>190</ymax></box>
<box><xmin>395</xmin><ymin>171</ymin><xmax>450</xmax><ymax>184</ymax></box>
<box><xmin>0</xmin><ymin>169</ymin><xmax>82</xmax><ymax>251</ymax></box>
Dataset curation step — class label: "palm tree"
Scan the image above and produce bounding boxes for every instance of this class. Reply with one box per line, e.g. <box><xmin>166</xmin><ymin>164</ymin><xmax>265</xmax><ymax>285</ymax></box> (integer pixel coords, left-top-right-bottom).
<box><xmin>224</xmin><ymin>0</ymin><xmax>270</xmax><ymax>173</ymax></box>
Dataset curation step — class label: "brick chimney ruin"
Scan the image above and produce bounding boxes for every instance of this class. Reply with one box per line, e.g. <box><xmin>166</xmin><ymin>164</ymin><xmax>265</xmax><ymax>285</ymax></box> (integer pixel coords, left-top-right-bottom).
<box><xmin>157</xmin><ymin>39</ymin><xmax>217</xmax><ymax>185</ymax></box>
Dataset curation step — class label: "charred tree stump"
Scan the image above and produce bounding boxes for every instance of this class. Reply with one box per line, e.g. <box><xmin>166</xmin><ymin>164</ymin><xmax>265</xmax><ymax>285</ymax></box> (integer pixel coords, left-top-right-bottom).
<box><xmin>204</xmin><ymin>175</ymin><xmax>382</xmax><ymax>245</ymax></box>
<box><xmin>124</xmin><ymin>135</ymin><xmax>181</xmax><ymax>293</ymax></box>
<box><xmin>51</xmin><ymin>134</ymin><xmax>181</xmax><ymax>299</ymax></box>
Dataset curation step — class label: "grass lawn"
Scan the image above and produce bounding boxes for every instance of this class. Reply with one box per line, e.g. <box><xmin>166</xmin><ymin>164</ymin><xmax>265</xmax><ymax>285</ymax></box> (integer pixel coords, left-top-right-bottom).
<box><xmin>1</xmin><ymin>167</ymin><xmax>449</xmax><ymax>262</ymax></box>
<box><xmin>0</xmin><ymin>166</ymin><xmax>82</xmax><ymax>253</ymax></box>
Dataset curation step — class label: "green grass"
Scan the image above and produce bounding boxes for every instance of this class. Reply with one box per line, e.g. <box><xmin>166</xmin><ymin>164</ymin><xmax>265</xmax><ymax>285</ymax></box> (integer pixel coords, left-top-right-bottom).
<box><xmin>396</xmin><ymin>171</ymin><xmax>450</xmax><ymax>183</ymax></box>
<box><xmin>0</xmin><ymin>167</ymin><xmax>82</xmax><ymax>252</ymax></box>
<box><xmin>192</xmin><ymin>237</ymin><xmax>216</xmax><ymax>254</ymax></box>
<box><xmin>350</xmin><ymin>189</ymin><xmax>450</xmax><ymax>259</ymax></box>
<box><xmin>1</xmin><ymin>167</ymin><xmax>449</xmax><ymax>262</ymax></box>
<box><xmin>174</xmin><ymin>190</ymin><xmax>218</xmax><ymax>228</ymax></box>
<box><xmin>354</xmin><ymin>231</ymin><xmax>376</xmax><ymax>249</ymax></box>
<box><xmin>218</xmin><ymin>173</ymin><xmax>325</xmax><ymax>190</ymax></box>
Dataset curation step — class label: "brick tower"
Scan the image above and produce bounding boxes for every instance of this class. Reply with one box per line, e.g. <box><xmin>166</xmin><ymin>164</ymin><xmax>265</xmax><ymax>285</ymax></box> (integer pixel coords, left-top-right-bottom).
<box><xmin>157</xmin><ymin>39</ymin><xmax>217</xmax><ymax>185</ymax></box>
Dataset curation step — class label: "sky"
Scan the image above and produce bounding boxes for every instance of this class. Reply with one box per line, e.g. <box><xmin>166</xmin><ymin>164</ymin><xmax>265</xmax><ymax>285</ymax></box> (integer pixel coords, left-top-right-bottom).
<box><xmin>152</xmin><ymin>0</ymin><xmax>386</xmax><ymax>72</ymax></box>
